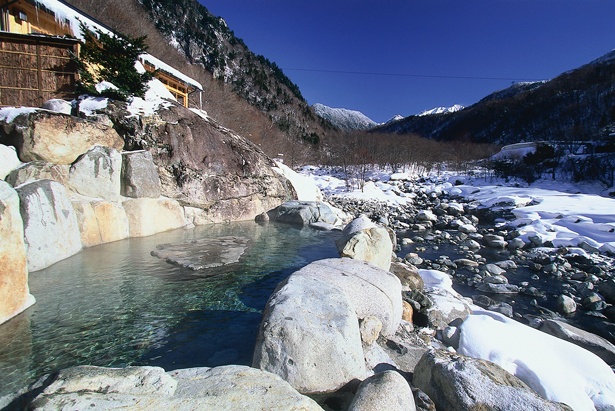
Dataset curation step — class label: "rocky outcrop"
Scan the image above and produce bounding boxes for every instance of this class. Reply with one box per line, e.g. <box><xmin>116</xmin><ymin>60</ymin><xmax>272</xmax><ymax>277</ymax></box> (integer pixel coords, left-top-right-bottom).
<box><xmin>413</xmin><ymin>350</ymin><xmax>572</xmax><ymax>411</ymax></box>
<box><xmin>10</xmin><ymin>365</ymin><xmax>323</xmax><ymax>410</ymax></box>
<box><xmin>107</xmin><ymin>104</ymin><xmax>294</xmax><ymax>222</ymax></box>
<box><xmin>0</xmin><ymin>181</ymin><xmax>35</xmax><ymax>325</ymax></box>
<box><xmin>336</xmin><ymin>215</ymin><xmax>393</xmax><ymax>271</ymax></box>
<box><xmin>1</xmin><ymin>110</ymin><xmax>124</xmax><ymax>165</ymax></box>
<box><xmin>16</xmin><ymin>180</ymin><xmax>82</xmax><ymax>272</ymax></box>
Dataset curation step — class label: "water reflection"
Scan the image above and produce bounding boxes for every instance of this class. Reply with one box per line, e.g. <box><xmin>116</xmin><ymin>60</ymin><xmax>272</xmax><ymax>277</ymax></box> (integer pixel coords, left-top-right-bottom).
<box><xmin>0</xmin><ymin>221</ymin><xmax>340</xmax><ymax>398</ymax></box>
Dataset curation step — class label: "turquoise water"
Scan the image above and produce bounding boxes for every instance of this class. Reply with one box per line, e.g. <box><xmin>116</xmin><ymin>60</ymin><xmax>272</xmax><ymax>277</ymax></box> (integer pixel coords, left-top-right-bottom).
<box><xmin>0</xmin><ymin>221</ymin><xmax>340</xmax><ymax>399</ymax></box>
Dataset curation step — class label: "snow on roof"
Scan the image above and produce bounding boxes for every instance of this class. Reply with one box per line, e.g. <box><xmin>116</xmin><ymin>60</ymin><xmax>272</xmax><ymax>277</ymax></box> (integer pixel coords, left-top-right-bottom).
<box><xmin>33</xmin><ymin>0</ymin><xmax>203</xmax><ymax>91</ymax></box>
<box><xmin>139</xmin><ymin>54</ymin><xmax>203</xmax><ymax>91</ymax></box>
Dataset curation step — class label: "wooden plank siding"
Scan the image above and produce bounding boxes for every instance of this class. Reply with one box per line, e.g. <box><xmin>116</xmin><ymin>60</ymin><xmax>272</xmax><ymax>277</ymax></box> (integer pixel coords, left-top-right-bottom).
<box><xmin>0</xmin><ymin>31</ymin><xmax>79</xmax><ymax>107</ymax></box>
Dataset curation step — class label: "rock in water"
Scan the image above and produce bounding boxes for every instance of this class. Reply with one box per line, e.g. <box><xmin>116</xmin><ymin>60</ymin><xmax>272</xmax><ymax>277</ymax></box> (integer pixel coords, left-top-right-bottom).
<box><xmin>267</xmin><ymin>200</ymin><xmax>338</xmax><ymax>226</ymax></box>
<box><xmin>253</xmin><ymin>273</ymin><xmax>367</xmax><ymax>394</ymax></box>
<box><xmin>336</xmin><ymin>215</ymin><xmax>393</xmax><ymax>271</ymax></box>
<box><xmin>151</xmin><ymin>236</ymin><xmax>249</xmax><ymax>270</ymax></box>
<box><xmin>17</xmin><ymin>180</ymin><xmax>82</xmax><ymax>272</ymax></box>
<box><xmin>0</xmin><ymin>181</ymin><xmax>35</xmax><ymax>325</ymax></box>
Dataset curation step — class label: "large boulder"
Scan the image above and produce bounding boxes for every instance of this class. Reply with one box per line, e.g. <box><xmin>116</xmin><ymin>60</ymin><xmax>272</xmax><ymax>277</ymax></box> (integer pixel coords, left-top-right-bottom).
<box><xmin>253</xmin><ymin>273</ymin><xmax>367</xmax><ymax>394</ymax></box>
<box><xmin>121</xmin><ymin>150</ymin><xmax>161</xmax><ymax>198</ymax></box>
<box><xmin>16</xmin><ymin>180</ymin><xmax>82</xmax><ymax>272</ymax></box>
<box><xmin>105</xmin><ymin>103</ymin><xmax>294</xmax><ymax>222</ymax></box>
<box><xmin>11</xmin><ymin>365</ymin><xmax>323</xmax><ymax>410</ymax></box>
<box><xmin>72</xmin><ymin>199</ymin><xmax>130</xmax><ymax>247</ymax></box>
<box><xmin>67</xmin><ymin>146</ymin><xmax>122</xmax><ymax>201</ymax></box>
<box><xmin>291</xmin><ymin>258</ymin><xmax>402</xmax><ymax>337</ymax></box>
<box><xmin>267</xmin><ymin>200</ymin><xmax>338</xmax><ymax>226</ymax></box>
<box><xmin>0</xmin><ymin>144</ymin><xmax>22</xmax><ymax>180</ymax></box>
<box><xmin>5</xmin><ymin>161</ymin><xmax>70</xmax><ymax>188</ymax></box>
<box><xmin>122</xmin><ymin>197</ymin><xmax>185</xmax><ymax>238</ymax></box>
<box><xmin>336</xmin><ymin>215</ymin><xmax>393</xmax><ymax>271</ymax></box>
<box><xmin>348</xmin><ymin>370</ymin><xmax>417</xmax><ymax>411</ymax></box>
<box><xmin>413</xmin><ymin>350</ymin><xmax>572</xmax><ymax>411</ymax></box>
<box><xmin>1</xmin><ymin>110</ymin><xmax>123</xmax><ymax>165</ymax></box>
<box><xmin>0</xmin><ymin>181</ymin><xmax>35</xmax><ymax>325</ymax></box>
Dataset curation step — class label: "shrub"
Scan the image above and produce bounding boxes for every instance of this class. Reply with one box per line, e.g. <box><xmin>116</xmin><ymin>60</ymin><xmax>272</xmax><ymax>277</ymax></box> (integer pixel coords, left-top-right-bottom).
<box><xmin>75</xmin><ymin>22</ymin><xmax>153</xmax><ymax>100</ymax></box>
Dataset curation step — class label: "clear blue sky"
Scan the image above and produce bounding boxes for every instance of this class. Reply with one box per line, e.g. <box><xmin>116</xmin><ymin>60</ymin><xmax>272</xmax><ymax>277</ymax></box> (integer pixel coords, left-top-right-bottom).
<box><xmin>200</xmin><ymin>0</ymin><xmax>615</xmax><ymax>123</ymax></box>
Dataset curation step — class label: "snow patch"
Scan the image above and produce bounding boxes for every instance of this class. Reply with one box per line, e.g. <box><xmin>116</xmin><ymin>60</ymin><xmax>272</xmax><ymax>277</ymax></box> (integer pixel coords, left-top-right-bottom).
<box><xmin>459</xmin><ymin>310</ymin><xmax>615</xmax><ymax>410</ymax></box>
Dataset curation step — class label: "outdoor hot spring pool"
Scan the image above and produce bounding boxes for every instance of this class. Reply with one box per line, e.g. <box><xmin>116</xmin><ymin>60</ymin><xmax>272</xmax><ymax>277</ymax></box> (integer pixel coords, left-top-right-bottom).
<box><xmin>0</xmin><ymin>221</ymin><xmax>341</xmax><ymax>399</ymax></box>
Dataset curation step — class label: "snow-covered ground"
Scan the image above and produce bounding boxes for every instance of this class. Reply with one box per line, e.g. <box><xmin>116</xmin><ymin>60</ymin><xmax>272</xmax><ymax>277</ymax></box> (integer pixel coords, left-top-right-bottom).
<box><xmin>300</xmin><ymin>166</ymin><xmax>615</xmax><ymax>254</ymax></box>
<box><xmin>299</xmin><ymin>165</ymin><xmax>615</xmax><ymax>410</ymax></box>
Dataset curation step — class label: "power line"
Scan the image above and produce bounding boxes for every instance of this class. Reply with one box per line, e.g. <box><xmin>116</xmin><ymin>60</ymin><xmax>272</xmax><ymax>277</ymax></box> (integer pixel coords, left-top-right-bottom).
<box><xmin>282</xmin><ymin>67</ymin><xmax>544</xmax><ymax>82</ymax></box>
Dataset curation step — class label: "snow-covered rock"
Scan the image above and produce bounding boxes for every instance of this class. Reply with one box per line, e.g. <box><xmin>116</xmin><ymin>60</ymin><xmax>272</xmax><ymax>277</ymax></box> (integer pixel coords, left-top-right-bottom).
<box><xmin>417</xmin><ymin>104</ymin><xmax>464</xmax><ymax>116</ymax></box>
<box><xmin>459</xmin><ymin>310</ymin><xmax>615</xmax><ymax>410</ymax></box>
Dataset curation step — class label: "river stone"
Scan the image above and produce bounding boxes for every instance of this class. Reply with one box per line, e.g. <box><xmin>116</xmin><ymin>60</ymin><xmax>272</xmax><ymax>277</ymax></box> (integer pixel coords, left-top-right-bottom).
<box><xmin>291</xmin><ymin>258</ymin><xmax>402</xmax><ymax>336</ymax></box>
<box><xmin>253</xmin><ymin>273</ymin><xmax>367</xmax><ymax>394</ymax></box>
<box><xmin>5</xmin><ymin>161</ymin><xmax>70</xmax><ymax>187</ymax></box>
<box><xmin>413</xmin><ymin>350</ymin><xmax>572</xmax><ymax>411</ymax></box>
<box><xmin>539</xmin><ymin>319</ymin><xmax>615</xmax><ymax>365</ymax></box>
<box><xmin>476</xmin><ymin>283</ymin><xmax>520</xmax><ymax>294</ymax></box>
<box><xmin>67</xmin><ymin>146</ymin><xmax>122</xmax><ymax>202</ymax></box>
<box><xmin>483</xmin><ymin>234</ymin><xmax>507</xmax><ymax>248</ymax></box>
<box><xmin>0</xmin><ymin>144</ymin><xmax>22</xmax><ymax>180</ymax></box>
<box><xmin>121</xmin><ymin>150</ymin><xmax>161</xmax><ymax>198</ymax></box>
<box><xmin>426</xmin><ymin>292</ymin><xmax>473</xmax><ymax>330</ymax></box>
<box><xmin>336</xmin><ymin>215</ymin><xmax>393</xmax><ymax>271</ymax></box>
<box><xmin>268</xmin><ymin>200</ymin><xmax>338</xmax><ymax>226</ymax></box>
<box><xmin>390</xmin><ymin>261</ymin><xmax>424</xmax><ymax>291</ymax></box>
<box><xmin>1</xmin><ymin>110</ymin><xmax>124</xmax><ymax>165</ymax></box>
<box><xmin>17</xmin><ymin>180</ymin><xmax>82</xmax><ymax>272</ymax></box>
<box><xmin>71</xmin><ymin>199</ymin><xmax>130</xmax><ymax>247</ymax></box>
<box><xmin>359</xmin><ymin>316</ymin><xmax>383</xmax><ymax>346</ymax></box>
<box><xmin>151</xmin><ymin>236</ymin><xmax>249</xmax><ymax>271</ymax></box>
<box><xmin>556</xmin><ymin>294</ymin><xmax>577</xmax><ymax>314</ymax></box>
<box><xmin>122</xmin><ymin>197</ymin><xmax>185</xmax><ymax>237</ymax></box>
<box><xmin>598</xmin><ymin>279</ymin><xmax>615</xmax><ymax>305</ymax></box>
<box><xmin>348</xmin><ymin>370</ymin><xmax>417</xmax><ymax>411</ymax></box>
<box><xmin>0</xmin><ymin>181</ymin><xmax>35</xmax><ymax>325</ymax></box>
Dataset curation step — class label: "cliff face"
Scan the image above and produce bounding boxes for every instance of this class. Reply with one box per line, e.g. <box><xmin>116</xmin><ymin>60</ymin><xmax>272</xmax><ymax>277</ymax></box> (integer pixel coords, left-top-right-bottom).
<box><xmin>104</xmin><ymin>101</ymin><xmax>296</xmax><ymax>221</ymax></box>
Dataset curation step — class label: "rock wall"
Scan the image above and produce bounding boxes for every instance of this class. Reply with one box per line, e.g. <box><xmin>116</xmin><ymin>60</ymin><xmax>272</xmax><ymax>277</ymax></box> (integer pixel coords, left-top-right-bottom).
<box><xmin>0</xmin><ymin>182</ymin><xmax>35</xmax><ymax>325</ymax></box>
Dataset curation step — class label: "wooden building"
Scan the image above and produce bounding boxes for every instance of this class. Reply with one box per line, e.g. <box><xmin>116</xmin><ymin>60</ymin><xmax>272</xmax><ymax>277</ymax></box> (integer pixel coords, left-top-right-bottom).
<box><xmin>0</xmin><ymin>0</ymin><xmax>202</xmax><ymax>107</ymax></box>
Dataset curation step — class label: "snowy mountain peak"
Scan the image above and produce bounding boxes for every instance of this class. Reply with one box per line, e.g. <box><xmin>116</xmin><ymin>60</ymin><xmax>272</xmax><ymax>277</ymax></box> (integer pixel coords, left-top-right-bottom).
<box><xmin>313</xmin><ymin>103</ymin><xmax>378</xmax><ymax>131</ymax></box>
<box><xmin>418</xmin><ymin>104</ymin><xmax>464</xmax><ymax>116</ymax></box>
<box><xmin>385</xmin><ymin>114</ymin><xmax>404</xmax><ymax>124</ymax></box>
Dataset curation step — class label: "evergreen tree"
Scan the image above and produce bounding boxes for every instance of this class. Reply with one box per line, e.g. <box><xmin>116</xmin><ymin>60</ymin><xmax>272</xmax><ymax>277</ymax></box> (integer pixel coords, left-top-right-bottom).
<box><xmin>75</xmin><ymin>22</ymin><xmax>153</xmax><ymax>100</ymax></box>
